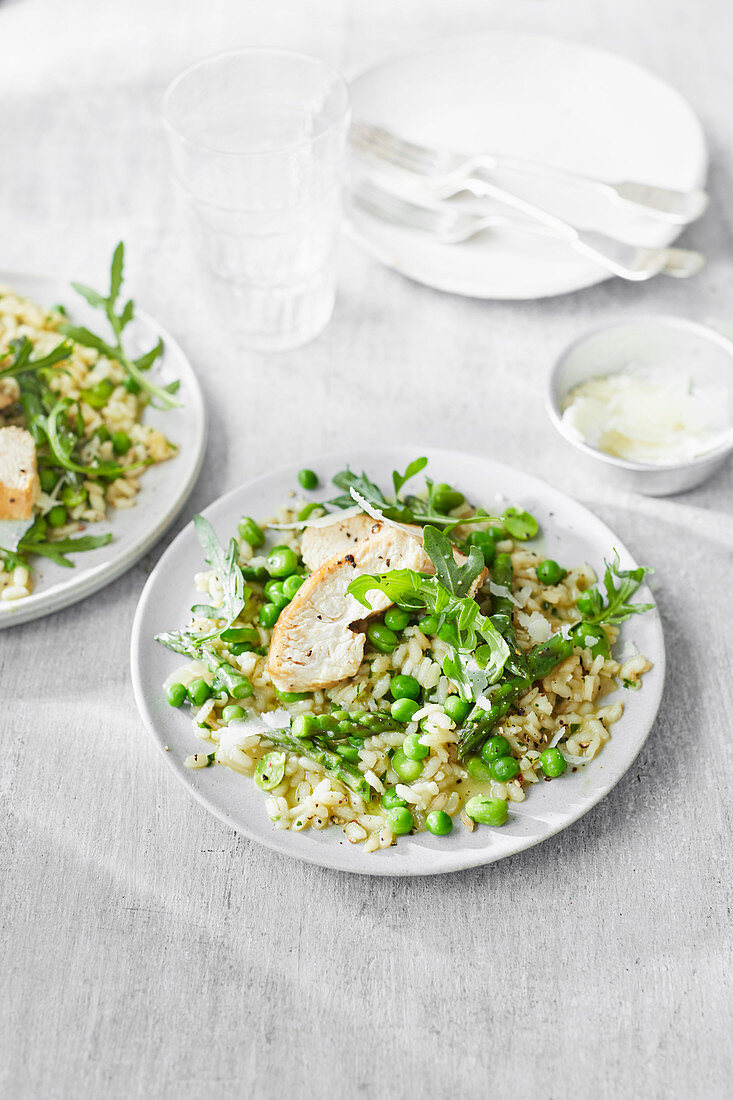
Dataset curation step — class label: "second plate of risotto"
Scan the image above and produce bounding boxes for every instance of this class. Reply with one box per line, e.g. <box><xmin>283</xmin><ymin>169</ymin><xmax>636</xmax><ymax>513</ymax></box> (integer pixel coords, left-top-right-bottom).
<box><xmin>131</xmin><ymin>447</ymin><xmax>665</xmax><ymax>876</ymax></box>
<box><xmin>0</xmin><ymin>257</ymin><xmax>205</xmax><ymax>627</ymax></box>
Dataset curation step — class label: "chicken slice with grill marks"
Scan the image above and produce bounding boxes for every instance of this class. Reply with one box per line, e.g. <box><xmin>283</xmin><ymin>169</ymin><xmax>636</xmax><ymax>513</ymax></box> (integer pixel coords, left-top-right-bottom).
<box><xmin>266</xmin><ymin>524</ymin><xmax>432</xmax><ymax>693</ymax></box>
<box><xmin>300</xmin><ymin>512</ymin><xmax>486</xmax><ymax>594</ymax></box>
<box><xmin>267</xmin><ymin>515</ymin><xmax>487</xmax><ymax>692</ymax></box>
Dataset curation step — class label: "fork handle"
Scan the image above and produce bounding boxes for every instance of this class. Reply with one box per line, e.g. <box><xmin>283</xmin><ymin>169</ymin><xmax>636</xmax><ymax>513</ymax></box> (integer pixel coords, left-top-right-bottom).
<box><xmin>466</xmin><ymin>155</ymin><xmax>707</xmax><ymax>223</ymax></box>
<box><xmin>462</xmin><ymin>171</ymin><xmax>675</xmax><ymax>280</ymax></box>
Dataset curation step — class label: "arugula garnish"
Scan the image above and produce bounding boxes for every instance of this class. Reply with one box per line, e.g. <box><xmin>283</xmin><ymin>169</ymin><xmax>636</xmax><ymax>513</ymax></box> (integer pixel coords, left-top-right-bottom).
<box><xmin>42</xmin><ymin>397</ymin><xmax>149</xmax><ymax>479</ymax></box>
<box><xmin>422</xmin><ymin>525</ymin><xmax>484</xmax><ymax>598</ymax></box>
<box><xmin>576</xmin><ymin>551</ymin><xmax>654</xmax><ymax>629</ymax></box>
<box><xmin>188</xmin><ymin>515</ymin><xmax>247</xmax><ymax>638</ymax></box>
<box><xmin>348</xmin><ymin>525</ymin><xmax>508</xmax><ymax>701</ymax></box>
<box><xmin>329</xmin><ymin>458</ymin><xmax>500</xmax><ymax>530</ymax></box>
<box><xmin>0</xmin><ymin>336</ymin><xmax>73</xmax><ymax>382</ymax></box>
<box><xmin>1</xmin><ymin>517</ymin><xmax>113</xmax><ymax>570</ymax></box>
<box><xmin>59</xmin><ymin>243</ymin><xmax>179</xmax><ymax>409</ymax></box>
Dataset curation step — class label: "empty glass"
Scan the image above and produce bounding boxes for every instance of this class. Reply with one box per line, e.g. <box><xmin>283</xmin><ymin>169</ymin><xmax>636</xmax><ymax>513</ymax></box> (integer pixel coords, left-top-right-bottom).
<box><xmin>163</xmin><ymin>49</ymin><xmax>350</xmax><ymax>352</ymax></box>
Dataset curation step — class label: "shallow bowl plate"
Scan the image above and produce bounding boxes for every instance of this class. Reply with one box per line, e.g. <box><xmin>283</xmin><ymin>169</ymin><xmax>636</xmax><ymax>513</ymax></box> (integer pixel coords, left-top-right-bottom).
<box><xmin>130</xmin><ymin>447</ymin><xmax>665</xmax><ymax>876</ymax></box>
<box><xmin>0</xmin><ymin>272</ymin><xmax>206</xmax><ymax>628</ymax></box>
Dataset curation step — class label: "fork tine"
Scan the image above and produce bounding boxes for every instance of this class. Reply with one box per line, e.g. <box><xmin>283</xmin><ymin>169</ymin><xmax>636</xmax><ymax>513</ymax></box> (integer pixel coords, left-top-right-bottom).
<box><xmin>350</xmin><ymin>122</ymin><xmax>444</xmax><ymax>174</ymax></box>
<box><xmin>351</xmin><ymin>181</ymin><xmax>458</xmax><ymax>235</ymax></box>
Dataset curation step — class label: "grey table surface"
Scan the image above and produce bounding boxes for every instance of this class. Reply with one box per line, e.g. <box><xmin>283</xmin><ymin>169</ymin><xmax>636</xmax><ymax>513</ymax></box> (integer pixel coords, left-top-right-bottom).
<box><xmin>2</xmin><ymin>0</ymin><xmax>732</xmax><ymax>1097</ymax></box>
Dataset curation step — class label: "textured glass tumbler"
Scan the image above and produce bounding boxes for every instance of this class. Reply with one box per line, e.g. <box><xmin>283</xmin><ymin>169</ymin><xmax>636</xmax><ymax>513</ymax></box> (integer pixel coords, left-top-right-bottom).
<box><xmin>163</xmin><ymin>49</ymin><xmax>350</xmax><ymax>352</ymax></box>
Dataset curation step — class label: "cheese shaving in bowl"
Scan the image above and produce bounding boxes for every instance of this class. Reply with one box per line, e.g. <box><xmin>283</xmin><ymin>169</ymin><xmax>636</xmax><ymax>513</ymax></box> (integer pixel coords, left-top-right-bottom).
<box><xmin>561</xmin><ymin>365</ymin><xmax>732</xmax><ymax>465</ymax></box>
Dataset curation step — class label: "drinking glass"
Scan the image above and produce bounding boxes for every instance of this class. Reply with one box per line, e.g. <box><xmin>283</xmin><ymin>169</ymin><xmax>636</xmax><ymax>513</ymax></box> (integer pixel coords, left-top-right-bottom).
<box><xmin>163</xmin><ymin>49</ymin><xmax>350</xmax><ymax>352</ymax></box>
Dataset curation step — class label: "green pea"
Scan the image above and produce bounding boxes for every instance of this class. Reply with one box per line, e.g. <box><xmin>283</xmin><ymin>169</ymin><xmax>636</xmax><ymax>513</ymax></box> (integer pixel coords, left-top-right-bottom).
<box><xmin>418</xmin><ymin>614</ymin><xmax>439</xmax><ymax>635</ymax></box>
<box><xmin>392</xmin><ymin>748</ymin><xmax>423</xmax><ymax>783</ymax></box>
<box><xmin>60</xmin><ymin>485</ymin><xmax>87</xmax><ymax>508</ymax></box>
<box><xmin>228</xmin><ymin>675</ymin><xmax>253</xmax><ymax>700</ymax></box>
<box><xmin>402</xmin><ymin>732</ymin><xmax>429</xmax><ymax>761</ymax></box>
<box><xmin>443</xmin><ymin>696</ymin><xmax>470</xmax><ymax>724</ymax></box>
<box><xmin>536</xmin><ymin>559</ymin><xmax>566</xmax><ymax>585</ymax></box>
<box><xmin>465</xmin><ymin>795</ymin><xmax>509</xmax><ymax>827</ymax></box>
<box><xmin>426</xmin><ymin>810</ymin><xmax>453</xmax><ymax>836</ymax></box>
<box><xmin>336</xmin><ymin>743</ymin><xmax>360</xmax><ymax>763</ymax></box>
<box><xmin>576</xmin><ymin>589</ymin><xmax>599</xmax><ymax>616</ymax></box>
<box><xmin>166</xmin><ymin>682</ymin><xmax>187</xmax><ymax>707</ymax></box>
<box><xmin>390</xmin><ymin>674</ymin><xmax>421</xmax><ymax>701</ymax></box>
<box><xmin>259</xmin><ymin>603</ymin><xmax>280</xmax><ymax>628</ymax></box>
<box><xmin>573</xmin><ymin>622</ymin><xmax>610</xmax><ymax>658</ymax></box>
<box><xmin>466</xmin><ymin>531</ymin><xmax>496</xmax><ymax>566</ymax></box>
<box><xmin>267</xmin><ymin>545</ymin><xmax>299</xmax><ymax>577</ymax></box>
<box><xmin>278</xmin><ymin>690</ymin><xmax>310</xmax><ymax>703</ymax></box>
<box><xmin>238</xmin><ymin>517</ymin><xmax>265</xmax><ymax>548</ymax></box>
<box><xmin>47</xmin><ymin>504</ymin><xmax>68</xmax><ymax>528</ymax></box>
<box><xmin>111</xmin><ymin>430</ymin><xmax>132</xmax><ymax>455</ymax></box>
<box><xmin>221</xmin><ymin>626</ymin><xmax>259</xmax><ymax>644</ymax></box>
<box><xmin>297</xmin><ymin>468</ymin><xmax>319</xmax><ymax>490</ymax></box>
<box><xmin>386</xmin><ymin>806</ymin><xmax>414</xmax><ymax>835</ymax></box>
<box><xmin>381</xmin><ymin>788</ymin><xmax>407</xmax><ymax>810</ymax></box>
<box><xmin>480</xmin><ymin>736</ymin><xmax>512</xmax><ymax>764</ymax></box>
<box><xmin>255</xmin><ymin>751</ymin><xmax>286</xmax><ymax>790</ymax></box>
<box><xmin>390</xmin><ymin>697</ymin><xmax>419</xmax><ymax>723</ymax></box>
<box><xmin>264</xmin><ymin>579</ymin><xmax>288</xmax><ymax>609</ymax></box>
<box><xmin>366</xmin><ymin>622</ymin><xmax>398</xmax><ymax>654</ymax></box>
<box><xmin>539</xmin><ymin>747</ymin><xmax>567</xmax><ymax>778</ymax></box>
<box><xmin>187</xmin><ymin>678</ymin><xmax>211</xmax><ymax>706</ymax></box>
<box><xmin>433</xmin><ymin>483</ymin><xmax>465</xmax><ymax>514</ymax></box>
<box><xmin>80</xmin><ymin>378</ymin><xmax>114</xmax><ymax>409</ymax></box>
<box><xmin>502</xmin><ymin>507</ymin><xmax>539</xmax><ymax>541</ymax></box>
<box><xmin>39</xmin><ymin>469</ymin><xmax>57</xmax><ymax>493</ymax></box>
<box><xmin>94</xmin><ymin>424</ymin><xmax>111</xmax><ymax>442</ymax></box>
<box><xmin>282</xmin><ymin>573</ymin><xmax>305</xmax><ymax>600</ymax></box>
<box><xmin>292</xmin><ymin>714</ymin><xmax>317</xmax><ymax>739</ymax></box>
<box><xmin>490</xmin><ymin>756</ymin><xmax>520</xmax><ymax>782</ymax></box>
<box><xmin>297</xmin><ymin>501</ymin><xmax>324</xmax><ymax>521</ymax></box>
<box><xmin>465</xmin><ymin>754</ymin><xmax>493</xmax><ymax>781</ymax></box>
<box><xmin>384</xmin><ymin>606</ymin><xmax>410</xmax><ymax>632</ymax></box>
<box><xmin>221</xmin><ymin>704</ymin><xmax>245</xmax><ymax>724</ymax></box>
<box><xmin>241</xmin><ymin>565</ymin><xmax>268</xmax><ymax>582</ymax></box>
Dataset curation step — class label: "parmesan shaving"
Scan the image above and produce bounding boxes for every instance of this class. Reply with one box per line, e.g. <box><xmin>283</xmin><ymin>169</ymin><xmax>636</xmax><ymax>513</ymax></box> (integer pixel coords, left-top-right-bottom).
<box><xmin>561</xmin><ymin>365</ymin><xmax>732</xmax><ymax>465</ymax></box>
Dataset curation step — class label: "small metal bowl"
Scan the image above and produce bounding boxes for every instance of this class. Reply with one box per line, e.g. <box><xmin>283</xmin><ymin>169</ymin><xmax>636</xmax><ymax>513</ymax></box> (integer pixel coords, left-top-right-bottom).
<box><xmin>547</xmin><ymin>316</ymin><xmax>733</xmax><ymax>496</ymax></box>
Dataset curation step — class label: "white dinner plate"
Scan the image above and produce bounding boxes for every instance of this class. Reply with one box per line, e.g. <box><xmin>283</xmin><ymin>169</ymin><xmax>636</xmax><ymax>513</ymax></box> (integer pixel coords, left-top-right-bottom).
<box><xmin>0</xmin><ymin>272</ymin><xmax>206</xmax><ymax>628</ymax></box>
<box><xmin>130</xmin><ymin>447</ymin><xmax>665</xmax><ymax>876</ymax></box>
<box><xmin>348</xmin><ymin>33</ymin><xmax>707</xmax><ymax>299</ymax></box>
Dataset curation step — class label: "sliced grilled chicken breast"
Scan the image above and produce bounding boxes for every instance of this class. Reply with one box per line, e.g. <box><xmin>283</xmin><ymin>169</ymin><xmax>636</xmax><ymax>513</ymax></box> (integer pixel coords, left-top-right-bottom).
<box><xmin>301</xmin><ymin>513</ymin><xmax>486</xmax><ymax>594</ymax></box>
<box><xmin>268</xmin><ymin>514</ymin><xmax>488</xmax><ymax>692</ymax></box>
<box><xmin>267</xmin><ymin>525</ymin><xmax>430</xmax><ymax>692</ymax></box>
<box><xmin>0</xmin><ymin>426</ymin><xmax>39</xmax><ymax>520</ymax></box>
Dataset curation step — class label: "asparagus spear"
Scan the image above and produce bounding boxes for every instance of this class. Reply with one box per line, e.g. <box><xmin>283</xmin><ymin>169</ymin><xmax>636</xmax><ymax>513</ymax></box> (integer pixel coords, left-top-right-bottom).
<box><xmin>263</xmin><ymin>727</ymin><xmax>371</xmax><ymax>801</ymax></box>
<box><xmin>155</xmin><ymin>630</ymin><xmax>253</xmax><ymax>698</ymax></box>
<box><xmin>457</xmin><ymin>632</ymin><xmax>573</xmax><ymax>759</ymax></box>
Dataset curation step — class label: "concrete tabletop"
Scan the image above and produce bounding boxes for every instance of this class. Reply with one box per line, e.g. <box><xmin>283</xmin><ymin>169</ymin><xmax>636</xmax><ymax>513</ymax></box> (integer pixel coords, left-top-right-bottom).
<box><xmin>1</xmin><ymin>0</ymin><xmax>731</xmax><ymax>1096</ymax></box>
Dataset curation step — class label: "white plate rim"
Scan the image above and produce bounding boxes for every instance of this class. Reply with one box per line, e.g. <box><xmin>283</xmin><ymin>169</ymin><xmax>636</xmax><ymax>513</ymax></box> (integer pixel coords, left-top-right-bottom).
<box><xmin>0</xmin><ymin>270</ymin><xmax>207</xmax><ymax>628</ymax></box>
<box><xmin>130</xmin><ymin>446</ymin><xmax>666</xmax><ymax>877</ymax></box>
<box><xmin>346</xmin><ymin>31</ymin><xmax>708</xmax><ymax>300</ymax></box>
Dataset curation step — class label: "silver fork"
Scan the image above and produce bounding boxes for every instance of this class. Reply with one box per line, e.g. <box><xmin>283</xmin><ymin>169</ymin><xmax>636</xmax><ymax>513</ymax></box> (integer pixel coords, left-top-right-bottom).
<box><xmin>351</xmin><ymin>181</ymin><xmax>706</xmax><ymax>280</ymax></box>
<box><xmin>351</xmin><ymin>122</ymin><xmax>709</xmax><ymax>224</ymax></box>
